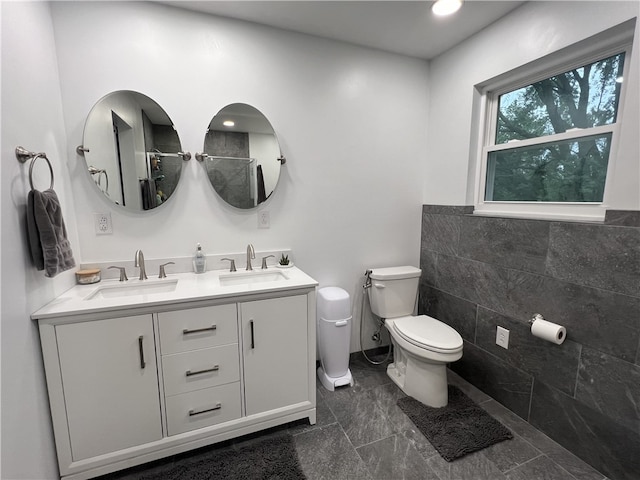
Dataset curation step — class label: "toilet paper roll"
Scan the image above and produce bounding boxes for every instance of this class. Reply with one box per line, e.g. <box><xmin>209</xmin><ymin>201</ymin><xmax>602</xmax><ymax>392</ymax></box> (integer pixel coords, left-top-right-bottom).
<box><xmin>531</xmin><ymin>318</ymin><xmax>566</xmax><ymax>345</ymax></box>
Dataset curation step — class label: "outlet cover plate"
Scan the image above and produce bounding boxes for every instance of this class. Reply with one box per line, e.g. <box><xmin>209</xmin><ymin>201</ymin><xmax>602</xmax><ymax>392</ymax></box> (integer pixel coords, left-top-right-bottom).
<box><xmin>94</xmin><ymin>212</ymin><xmax>113</xmax><ymax>235</ymax></box>
<box><xmin>496</xmin><ymin>325</ymin><xmax>509</xmax><ymax>349</ymax></box>
<box><xmin>258</xmin><ymin>210</ymin><xmax>270</xmax><ymax>229</ymax></box>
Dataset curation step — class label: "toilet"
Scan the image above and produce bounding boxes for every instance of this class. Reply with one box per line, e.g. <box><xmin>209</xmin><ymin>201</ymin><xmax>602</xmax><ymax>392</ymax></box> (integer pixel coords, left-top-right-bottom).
<box><xmin>367</xmin><ymin>266</ymin><xmax>463</xmax><ymax>407</ymax></box>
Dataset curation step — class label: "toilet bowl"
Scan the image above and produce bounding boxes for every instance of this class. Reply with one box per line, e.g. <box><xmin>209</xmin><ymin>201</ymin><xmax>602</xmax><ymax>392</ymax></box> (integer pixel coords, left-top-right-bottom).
<box><xmin>367</xmin><ymin>266</ymin><xmax>463</xmax><ymax>407</ymax></box>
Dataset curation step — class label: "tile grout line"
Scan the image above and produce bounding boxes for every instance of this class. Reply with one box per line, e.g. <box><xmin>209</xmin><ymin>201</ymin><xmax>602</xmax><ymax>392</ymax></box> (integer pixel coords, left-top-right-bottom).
<box><xmin>501</xmin><ymin>452</ymin><xmax>544</xmax><ymax>475</ymax></box>
<box><xmin>320</xmin><ymin>377</ymin><xmax>393</xmax><ymax>479</ymax></box>
<box><xmin>572</xmin><ymin>343</ymin><xmax>583</xmax><ymax>398</ymax></box>
<box><xmin>527</xmin><ymin>377</ymin><xmax>534</xmax><ymax>422</ymax></box>
<box><xmin>338</xmin><ymin>421</ymin><xmax>378</xmax><ymax>479</ymax></box>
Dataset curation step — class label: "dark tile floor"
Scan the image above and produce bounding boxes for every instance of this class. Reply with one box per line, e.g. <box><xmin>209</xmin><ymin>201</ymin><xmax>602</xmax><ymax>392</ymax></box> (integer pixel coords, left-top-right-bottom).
<box><xmin>101</xmin><ymin>354</ymin><xmax>609</xmax><ymax>480</ymax></box>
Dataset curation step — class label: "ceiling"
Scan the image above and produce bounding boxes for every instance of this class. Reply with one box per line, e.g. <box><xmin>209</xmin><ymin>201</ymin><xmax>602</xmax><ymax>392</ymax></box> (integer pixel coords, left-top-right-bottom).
<box><xmin>159</xmin><ymin>1</ymin><xmax>526</xmax><ymax>60</ymax></box>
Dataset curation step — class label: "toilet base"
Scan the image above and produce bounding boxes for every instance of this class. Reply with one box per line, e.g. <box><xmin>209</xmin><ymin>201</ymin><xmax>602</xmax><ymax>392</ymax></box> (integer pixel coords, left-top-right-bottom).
<box><xmin>317</xmin><ymin>366</ymin><xmax>354</xmax><ymax>392</ymax></box>
<box><xmin>387</xmin><ymin>343</ymin><xmax>450</xmax><ymax>408</ymax></box>
<box><xmin>386</xmin><ymin>362</ymin><xmax>406</xmax><ymax>390</ymax></box>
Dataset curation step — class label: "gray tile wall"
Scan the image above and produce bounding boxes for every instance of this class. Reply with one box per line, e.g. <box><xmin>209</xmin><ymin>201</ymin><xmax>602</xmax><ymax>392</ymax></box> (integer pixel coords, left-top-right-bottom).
<box><xmin>203</xmin><ymin>131</ymin><xmax>253</xmax><ymax>208</ymax></box>
<box><xmin>419</xmin><ymin>205</ymin><xmax>640</xmax><ymax>480</ymax></box>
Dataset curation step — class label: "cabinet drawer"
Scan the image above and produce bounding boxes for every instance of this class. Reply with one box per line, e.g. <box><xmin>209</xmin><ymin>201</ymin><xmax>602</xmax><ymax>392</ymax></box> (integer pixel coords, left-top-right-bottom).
<box><xmin>158</xmin><ymin>304</ymin><xmax>237</xmax><ymax>354</ymax></box>
<box><xmin>165</xmin><ymin>383</ymin><xmax>241</xmax><ymax>436</ymax></box>
<box><xmin>162</xmin><ymin>344</ymin><xmax>240</xmax><ymax>396</ymax></box>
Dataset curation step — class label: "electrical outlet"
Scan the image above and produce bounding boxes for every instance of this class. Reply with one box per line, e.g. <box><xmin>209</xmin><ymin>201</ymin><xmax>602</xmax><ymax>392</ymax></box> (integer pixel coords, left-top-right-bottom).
<box><xmin>496</xmin><ymin>326</ymin><xmax>509</xmax><ymax>349</ymax></box>
<box><xmin>94</xmin><ymin>212</ymin><xmax>113</xmax><ymax>235</ymax></box>
<box><xmin>258</xmin><ymin>210</ymin><xmax>270</xmax><ymax>229</ymax></box>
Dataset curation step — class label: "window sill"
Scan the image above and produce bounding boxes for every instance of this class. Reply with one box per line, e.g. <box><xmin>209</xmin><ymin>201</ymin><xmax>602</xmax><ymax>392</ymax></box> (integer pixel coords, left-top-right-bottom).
<box><xmin>473</xmin><ymin>203</ymin><xmax>606</xmax><ymax>223</ymax></box>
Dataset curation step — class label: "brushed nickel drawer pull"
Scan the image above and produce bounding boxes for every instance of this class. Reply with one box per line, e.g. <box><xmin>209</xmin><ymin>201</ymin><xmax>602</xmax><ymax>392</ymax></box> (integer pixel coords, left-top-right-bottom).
<box><xmin>185</xmin><ymin>365</ymin><xmax>220</xmax><ymax>377</ymax></box>
<box><xmin>138</xmin><ymin>335</ymin><xmax>146</xmax><ymax>369</ymax></box>
<box><xmin>188</xmin><ymin>402</ymin><xmax>222</xmax><ymax>416</ymax></box>
<box><xmin>182</xmin><ymin>325</ymin><xmax>217</xmax><ymax>335</ymax></box>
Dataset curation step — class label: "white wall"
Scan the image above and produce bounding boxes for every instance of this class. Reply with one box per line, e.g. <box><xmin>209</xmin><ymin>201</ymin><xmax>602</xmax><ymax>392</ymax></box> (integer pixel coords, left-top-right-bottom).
<box><xmin>1</xmin><ymin>2</ymin><xmax>80</xmax><ymax>479</ymax></box>
<box><xmin>425</xmin><ymin>1</ymin><xmax>640</xmax><ymax>210</ymax></box>
<box><xmin>2</xmin><ymin>3</ymin><xmax>429</xmax><ymax>476</ymax></box>
<box><xmin>0</xmin><ymin>3</ymin><xmax>427</xmax><ymax>477</ymax></box>
<box><xmin>49</xmin><ymin>1</ymin><xmax>429</xmax><ymax>354</ymax></box>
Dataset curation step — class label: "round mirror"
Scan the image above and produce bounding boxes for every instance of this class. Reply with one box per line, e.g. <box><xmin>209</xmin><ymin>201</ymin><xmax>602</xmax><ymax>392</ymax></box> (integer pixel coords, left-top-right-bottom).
<box><xmin>201</xmin><ymin>103</ymin><xmax>284</xmax><ymax>209</ymax></box>
<box><xmin>81</xmin><ymin>90</ymin><xmax>185</xmax><ymax>211</ymax></box>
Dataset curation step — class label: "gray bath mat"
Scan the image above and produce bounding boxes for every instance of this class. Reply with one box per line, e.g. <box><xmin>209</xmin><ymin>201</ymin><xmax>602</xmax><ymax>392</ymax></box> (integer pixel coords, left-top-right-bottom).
<box><xmin>397</xmin><ymin>385</ymin><xmax>513</xmax><ymax>462</ymax></box>
<box><xmin>139</xmin><ymin>432</ymin><xmax>306</xmax><ymax>480</ymax></box>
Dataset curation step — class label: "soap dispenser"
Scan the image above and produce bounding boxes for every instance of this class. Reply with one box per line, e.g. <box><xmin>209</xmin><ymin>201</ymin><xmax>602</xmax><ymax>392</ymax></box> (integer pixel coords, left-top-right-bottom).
<box><xmin>193</xmin><ymin>243</ymin><xmax>206</xmax><ymax>274</ymax></box>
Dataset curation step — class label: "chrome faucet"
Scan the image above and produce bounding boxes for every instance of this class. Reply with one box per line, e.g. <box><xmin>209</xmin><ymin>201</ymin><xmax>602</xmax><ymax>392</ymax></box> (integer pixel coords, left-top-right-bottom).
<box><xmin>246</xmin><ymin>244</ymin><xmax>255</xmax><ymax>271</ymax></box>
<box><xmin>134</xmin><ymin>249</ymin><xmax>148</xmax><ymax>280</ymax></box>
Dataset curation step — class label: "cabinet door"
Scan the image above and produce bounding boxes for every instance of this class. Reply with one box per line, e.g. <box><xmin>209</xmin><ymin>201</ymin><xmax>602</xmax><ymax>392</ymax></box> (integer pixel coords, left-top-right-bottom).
<box><xmin>56</xmin><ymin>315</ymin><xmax>162</xmax><ymax>461</ymax></box>
<box><xmin>241</xmin><ymin>295</ymin><xmax>308</xmax><ymax>416</ymax></box>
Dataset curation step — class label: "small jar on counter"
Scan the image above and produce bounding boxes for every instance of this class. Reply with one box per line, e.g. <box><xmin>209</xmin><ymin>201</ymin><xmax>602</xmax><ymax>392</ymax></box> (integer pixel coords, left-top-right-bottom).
<box><xmin>75</xmin><ymin>268</ymin><xmax>101</xmax><ymax>285</ymax></box>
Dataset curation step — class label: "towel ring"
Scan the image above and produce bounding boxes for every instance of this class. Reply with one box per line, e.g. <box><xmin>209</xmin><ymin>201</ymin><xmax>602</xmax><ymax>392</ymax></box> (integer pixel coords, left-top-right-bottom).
<box><xmin>29</xmin><ymin>153</ymin><xmax>54</xmax><ymax>191</ymax></box>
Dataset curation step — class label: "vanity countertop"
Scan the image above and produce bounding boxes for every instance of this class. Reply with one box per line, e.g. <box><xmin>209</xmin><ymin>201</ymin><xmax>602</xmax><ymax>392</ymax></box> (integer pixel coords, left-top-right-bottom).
<box><xmin>32</xmin><ymin>266</ymin><xmax>318</xmax><ymax>320</ymax></box>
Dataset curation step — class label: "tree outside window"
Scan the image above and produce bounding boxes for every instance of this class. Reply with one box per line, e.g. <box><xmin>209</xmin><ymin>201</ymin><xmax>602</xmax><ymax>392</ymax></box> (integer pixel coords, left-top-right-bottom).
<box><xmin>485</xmin><ymin>52</ymin><xmax>625</xmax><ymax>203</ymax></box>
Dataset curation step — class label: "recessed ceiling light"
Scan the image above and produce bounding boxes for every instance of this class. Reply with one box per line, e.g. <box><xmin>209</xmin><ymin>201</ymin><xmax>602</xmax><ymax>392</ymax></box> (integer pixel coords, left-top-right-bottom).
<box><xmin>223</xmin><ymin>120</ymin><xmax>235</xmax><ymax>127</ymax></box>
<box><xmin>432</xmin><ymin>0</ymin><xmax>463</xmax><ymax>16</ymax></box>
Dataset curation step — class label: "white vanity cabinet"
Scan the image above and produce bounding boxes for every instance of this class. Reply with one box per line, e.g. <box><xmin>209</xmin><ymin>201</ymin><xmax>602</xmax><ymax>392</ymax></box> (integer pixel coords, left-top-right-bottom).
<box><xmin>36</xmin><ymin>283</ymin><xmax>316</xmax><ymax>480</ymax></box>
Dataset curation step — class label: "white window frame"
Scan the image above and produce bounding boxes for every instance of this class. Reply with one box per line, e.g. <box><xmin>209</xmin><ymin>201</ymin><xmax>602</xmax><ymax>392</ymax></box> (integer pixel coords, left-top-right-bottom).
<box><xmin>473</xmin><ymin>23</ymin><xmax>634</xmax><ymax>222</ymax></box>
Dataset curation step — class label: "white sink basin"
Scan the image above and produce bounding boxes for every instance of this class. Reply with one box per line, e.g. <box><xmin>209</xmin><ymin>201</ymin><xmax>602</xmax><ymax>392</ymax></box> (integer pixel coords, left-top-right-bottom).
<box><xmin>85</xmin><ymin>279</ymin><xmax>178</xmax><ymax>300</ymax></box>
<box><xmin>219</xmin><ymin>270</ymin><xmax>288</xmax><ymax>286</ymax></box>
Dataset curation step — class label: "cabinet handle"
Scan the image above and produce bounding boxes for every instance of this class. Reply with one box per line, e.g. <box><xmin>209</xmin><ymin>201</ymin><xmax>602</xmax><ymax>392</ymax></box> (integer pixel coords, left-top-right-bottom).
<box><xmin>138</xmin><ymin>335</ymin><xmax>146</xmax><ymax>369</ymax></box>
<box><xmin>250</xmin><ymin>319</ymin><xmax>255</xmax><ymax>349</ymax></box>
<box><xmin>188</xmin><ymin>402</ymin><xmax>222</xmax><ymax>416</ymax></box>
<box><xmin>182</xmin><ymin>325</ymin><xmax>217</xmax><ymax>335</ymax></box>
<box><xmin>185</xmin><ymin>365</ymin><xmax>220</xmax><ymax>377</ymax></box>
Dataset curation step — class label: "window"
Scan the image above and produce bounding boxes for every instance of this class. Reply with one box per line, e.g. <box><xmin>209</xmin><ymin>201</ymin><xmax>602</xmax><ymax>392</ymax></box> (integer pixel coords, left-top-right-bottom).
<box><xmin>475</xmin><ymin>26</ymin><xmax>633</xmax><ymax>221</ymax></box>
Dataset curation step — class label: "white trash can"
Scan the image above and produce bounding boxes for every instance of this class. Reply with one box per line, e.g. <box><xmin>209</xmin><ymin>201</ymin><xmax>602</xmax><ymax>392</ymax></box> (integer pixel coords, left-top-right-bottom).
<box><xmin>317</xmin><ymin>287</ymin><xmax>354</xmax><ymax>391</ymax></box>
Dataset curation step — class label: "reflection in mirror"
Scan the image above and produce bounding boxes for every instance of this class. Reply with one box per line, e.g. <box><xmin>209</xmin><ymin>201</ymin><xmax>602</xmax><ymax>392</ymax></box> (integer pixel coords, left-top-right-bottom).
<box><xmin>82</xmin><ymin>90</ymin><xmax>184</xmax><ymax>211</ymax></box>
<box><xmin>202</xmin><ymin>103</ymin><xmax>283</xmax><ymax>209</ymax></box>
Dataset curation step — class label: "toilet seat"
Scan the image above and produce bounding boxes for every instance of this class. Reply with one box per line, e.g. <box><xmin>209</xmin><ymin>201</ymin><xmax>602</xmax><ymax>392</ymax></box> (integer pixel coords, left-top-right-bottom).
<box><xmin>392</xmin><ymin>315</ymin><xmax>463</xmax><ymax>354</ymax></box>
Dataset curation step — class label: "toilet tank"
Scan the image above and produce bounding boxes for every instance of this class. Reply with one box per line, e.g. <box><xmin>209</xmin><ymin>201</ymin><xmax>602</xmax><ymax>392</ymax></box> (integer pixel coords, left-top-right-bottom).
<box><xmin>367</xmin><ymin>266</ymin><xmax>421</xmax><ymax>318</ymax></box>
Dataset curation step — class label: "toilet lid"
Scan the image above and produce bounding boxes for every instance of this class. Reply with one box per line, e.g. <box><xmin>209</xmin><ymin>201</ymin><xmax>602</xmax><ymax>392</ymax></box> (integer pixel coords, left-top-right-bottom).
<box><xmin>393</xmin><ymin>315</ymin><xmax>463</xmax><ymax>353</ymax></box>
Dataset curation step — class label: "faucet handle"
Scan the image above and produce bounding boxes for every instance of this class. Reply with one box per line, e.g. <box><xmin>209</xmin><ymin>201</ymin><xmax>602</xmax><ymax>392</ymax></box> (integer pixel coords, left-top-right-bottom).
<box><xmin>261</xmin><ymin>255</ymin><xmax>275</xmax><ymax>269</ymax></box>
<box><xmin>108</xmin><ymin>266</ymin><xmax>128</xmax><ymax>282</ymax></box>
<box><xmin>159</xmin><ymin>262</ymin><xmax>175</xmax><ymax>279</ymax></box>
<box><xmin>221</xmin><ymin>258</ymin><xmax>237</xmax><ymax>272</ymax></box>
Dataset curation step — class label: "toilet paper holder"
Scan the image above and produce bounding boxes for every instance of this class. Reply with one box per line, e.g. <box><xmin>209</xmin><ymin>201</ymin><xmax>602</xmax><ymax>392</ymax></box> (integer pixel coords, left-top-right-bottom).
<box><xmin>529</xmin><ymin>313</ymin><xmax>566</xmax><ymax>344</ymax></box>
<box><xmin>529</xmin><ymin>313</ymin><xmax>545</xmax><ymax>325</ymax></box>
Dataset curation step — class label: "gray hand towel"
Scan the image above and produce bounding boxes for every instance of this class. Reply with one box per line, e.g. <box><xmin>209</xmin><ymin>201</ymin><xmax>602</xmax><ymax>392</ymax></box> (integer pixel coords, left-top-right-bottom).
<box><xmin>27</xmin><ymin>190</ymin><xmax>45</xmax><ymax>270</ymax></box>
<box><xmin>27</xmin><ymin>189</ymin><xmax>75</xmax><ymax>277</ymax></box>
